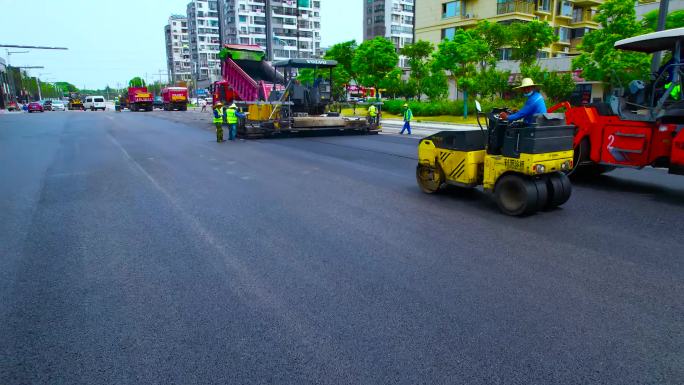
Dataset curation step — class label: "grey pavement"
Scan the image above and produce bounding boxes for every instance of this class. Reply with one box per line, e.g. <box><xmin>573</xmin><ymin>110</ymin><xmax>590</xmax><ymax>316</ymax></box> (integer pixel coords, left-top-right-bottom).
<box><xmin>1</xmin><ymin>109</ymin><xmax>683</xmax><ymax>384</ymax></box>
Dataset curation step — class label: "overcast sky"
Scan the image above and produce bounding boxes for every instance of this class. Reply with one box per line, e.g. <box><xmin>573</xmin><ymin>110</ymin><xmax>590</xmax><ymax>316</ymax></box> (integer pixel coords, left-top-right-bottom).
<box><xmin>0</xmin><ymin>0</ymin><xmax>362</xmax><ymax>89</ymax></box>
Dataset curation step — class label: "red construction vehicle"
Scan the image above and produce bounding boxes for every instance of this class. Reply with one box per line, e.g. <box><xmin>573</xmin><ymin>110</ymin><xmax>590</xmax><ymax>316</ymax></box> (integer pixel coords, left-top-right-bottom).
<box><xmin>551</xmin><ymin>28</ymin><xmax>684</xmax><ymax>176</ymax></box>
<box><xmin>122</xmin><ymin>87</ymin><xmax>153</xmax><ymax>112</ymax></box>
<box><xmin>211</xmin><ymin>44</ymin><xmax>283</xmax><ymax>106</ymax></box>
<box><xmin>161</xmin><ymin>87</ymin><xmax>188</xmax><ymax>111</ymax></box>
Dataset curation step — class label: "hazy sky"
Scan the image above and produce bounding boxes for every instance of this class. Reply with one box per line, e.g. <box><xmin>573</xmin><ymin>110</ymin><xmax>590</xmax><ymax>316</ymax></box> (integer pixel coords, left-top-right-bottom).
<box><xmin>0</xmin><ymin>0</ymin><xmax>362</xmax><ymax>89</ymax></box>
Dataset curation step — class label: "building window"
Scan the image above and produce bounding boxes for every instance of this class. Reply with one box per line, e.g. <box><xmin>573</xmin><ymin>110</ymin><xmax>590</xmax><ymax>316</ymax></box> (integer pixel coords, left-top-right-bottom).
<box><xmin>558</xmin><ymin>0</ymin><xmax>573</xmax><ymax>17</ymax></box>
<box><xmin>499</xmin><ymin>48</ymin><xmax>513</xmax><ymax>60</ymax></box>
<box><xmin>443</xmin><ymin>1</ymin><xmax>462</xmax><ymax>18</ymax></box>
<box><xmin>537</xmin><ymin>0</ymin><xmax>550</xmax><ymax>12</ymax></box>
<box><xmin>441</xmin><ymin>27</ymin><xmax>456</xmax><ymax>40</ymax></box>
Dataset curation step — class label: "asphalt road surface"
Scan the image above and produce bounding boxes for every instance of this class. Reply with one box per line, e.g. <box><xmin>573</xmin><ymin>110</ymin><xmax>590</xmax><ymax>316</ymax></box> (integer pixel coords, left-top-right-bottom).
<box><xmin>1</xmin><ymin>109</ymin><xmax>683</xmax><ymax>385</ymax></box>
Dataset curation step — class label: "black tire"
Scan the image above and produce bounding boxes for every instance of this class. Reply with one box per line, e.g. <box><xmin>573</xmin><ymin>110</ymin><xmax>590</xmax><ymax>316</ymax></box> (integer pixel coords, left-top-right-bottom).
<box><xmin>494</xmin><ymin>174</ymin><xmax>539</xmax><ymax>216</ymax></box>
<box><xmin>545</xmin><ymin>172</ymin><xmax>572</xmax><ymax>208</ymax></box>
<box><xmin>416</xmin><ymin>164</ymin><xmax>443</xmax><ymax>194</ymax></box>
<box><xmin>531</xmin><ymin>177</ymin><xmax>549</xmax><ymax>212</ymax></box>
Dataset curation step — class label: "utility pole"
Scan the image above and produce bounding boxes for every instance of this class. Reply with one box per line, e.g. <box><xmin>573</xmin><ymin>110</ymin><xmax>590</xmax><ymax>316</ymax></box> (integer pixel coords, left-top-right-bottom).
<box><xmin>651</xmin><ymin>0</ymin><xmax>670</xmax><ymax>74</ymax></box>
<box><xmin>265</xmin><ymin>0</ymin><xmax>273</xmax><ymax>61</ymax></box>
<box><xmin>5</xmin><ymin>50</ymin><xmax>28</xmax><ymax>102</ymax></box>
<box><xmin>296</xmin><ymin>0</ymin><xmax>301</xmax><ymax>58</ymax></box>
<box><xmin>1</xmin><ymin>44</ymin><xmax>68</xmax><ymax>102</ymax></box>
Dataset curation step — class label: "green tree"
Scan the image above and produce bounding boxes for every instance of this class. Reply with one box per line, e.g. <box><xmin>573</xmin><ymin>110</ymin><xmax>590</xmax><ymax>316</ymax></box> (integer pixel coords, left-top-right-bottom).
<box><xmin>433</xmin><ymin>29</ymin><xmax>488</xmax><ymax>116</ymax></box>
<box><xmin>572</xmin><ymin>0</ymin><xmax>650</xmax><ymax>85</ymax></box>
<box><xmin>473</xmin><ymin>20</ymin><xmax>510</xmax><ymax>68</ymax></box>
<box><xmin>324</xmin><ymin>40</ymin><xmax>357</xmax><ymax>81</ymax></box>
<box><xmin>422</xmin><ymin>69</ymin><xmax>449</xmax><ymax>101</ymax></box>
<box><xmin>509</xmin><ymin>20</ymin><xmax>558</xmax><ymax>68</ymax></box>
<box><xmin>352</xmin><ymin>37</ymin><xmax>399</xmax><ymax>98</ymax></box>
<box><xmin>642</xmin><ymin>9</ymin><xmax>684</xmax><ymax>31</ymax></box>
<box><xmin>542</xmin><ymin>72</ymin><xmax>577</xmax><ymax>104</ymax></box>
<box><xmin>475</xmin><ymin>68</ymin><xmax>511</xmax><ymax>100</ymax></box>
<box><xmin>129</xmin><ymin>77</ymin><xmax>146</xmax><ymax>87</ymax></box>
<box><xmin>400</xmin><ymin>40</ymin><xmax>434</xmax><ymax>100</ymax></box>
<box><xmin>55</xmin><ymin>82</ymin><xmax>78</xmax><ymax>93</ymax></box>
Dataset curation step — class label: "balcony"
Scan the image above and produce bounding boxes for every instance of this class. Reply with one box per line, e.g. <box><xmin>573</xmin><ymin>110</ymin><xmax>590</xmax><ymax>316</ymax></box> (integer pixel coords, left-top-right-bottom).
<box><xmin>571</xmin><ymin>10</ymin><xmax>599</xmax><ymax>27</ymax></box>
<box><xmin>496</xmin><ymin>1</ymin><xmax>535</xmax><ymax>15</ymax></box>
<box><xmin>572</xmin><ymin>0</ymin><xmax>603</xmax><ymax>6</ymax></box>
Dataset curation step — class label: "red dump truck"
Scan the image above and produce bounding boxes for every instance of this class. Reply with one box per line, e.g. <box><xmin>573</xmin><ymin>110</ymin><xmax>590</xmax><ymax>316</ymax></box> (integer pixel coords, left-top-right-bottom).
<box><xmin>123</xmin><ymin>87</ymin><xmax>153</xmax><ymax>112</ymax></box>
<box><xmin>161</xmin><ymin>87</ymin><xmax>188</xmax><ymax>111</ymax></box>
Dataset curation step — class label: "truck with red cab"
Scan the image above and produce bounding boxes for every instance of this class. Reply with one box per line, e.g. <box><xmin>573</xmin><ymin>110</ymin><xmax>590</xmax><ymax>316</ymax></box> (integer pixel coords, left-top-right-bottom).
<box><xmin>121</xmin><ymin>87</ymin><xmax>153</xmax><ymax>112</ymax></box>
<box><xmin>161</xmin><ymin>87</ymin><xmax>188</xmax><ymax>111</ymax></box>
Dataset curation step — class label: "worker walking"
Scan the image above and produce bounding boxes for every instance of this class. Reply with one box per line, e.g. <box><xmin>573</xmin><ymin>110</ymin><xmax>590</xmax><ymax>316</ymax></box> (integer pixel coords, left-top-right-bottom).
<box><xmin>225</xmin><ymin>103</ymin><xmax>246</xmax><ymax>141</ymax></box>
<box><xmin>212</xmin><ymin>102</ymin><xmax>225</xmax><ymax>142</ymax></box>
<box><xmin>400</xmin><ymin>103</ymin><xmax>412</xmax><ymax>135</ymax></box>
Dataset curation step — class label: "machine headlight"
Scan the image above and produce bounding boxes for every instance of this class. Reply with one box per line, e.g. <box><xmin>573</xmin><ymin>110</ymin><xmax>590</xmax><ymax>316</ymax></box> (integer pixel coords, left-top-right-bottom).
<box><xmin>534</xmin><ymin>164</ymin><xmax>546</xmax><ymax>174</ymax></box>
<box><xmin>560</xmin><ymin>160</ymin><xmax>571</xmax><ymax>170</ymax></box>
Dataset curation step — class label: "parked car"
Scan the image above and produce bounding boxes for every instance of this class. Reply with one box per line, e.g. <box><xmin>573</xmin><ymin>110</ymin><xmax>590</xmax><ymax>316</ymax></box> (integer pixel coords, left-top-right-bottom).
<box><xmin>51</xmin><ymin>101</ymin><xmax>66</xmax><ymax>111</ymax></box>
<box><xmin>7</xmin><ymin>101</ymin><xmax>19</xmax><ymax>111</ymax></box>
<box><xmin>42</xmin><ymin>100</ymin><xmax>53</xmax><ymax>111</ymax></box>
<box><xmin>83</xmin><ymin>95</ymin><xmax>106</xmax><ymax>111</ymax></box>
<box><xmin>27</xmin><ymin>102</ymin><xmax>44</xmax><ymax>113</ymax></box>
<box><xmin>153</xmin><ymin>96</ymin><xmax>164</xmax><ymax>109</ymax></box>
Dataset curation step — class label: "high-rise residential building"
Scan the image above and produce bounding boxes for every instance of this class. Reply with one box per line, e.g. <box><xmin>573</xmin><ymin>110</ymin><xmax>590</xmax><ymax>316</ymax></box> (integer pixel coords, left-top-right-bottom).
<box><xmin>187</xmin><ymin>0</ymin><xmax>222</xmax><ymax>84</ymax></box>
<box><xmin>363</xmin><ymin>0</ymin><xmax>416</xmax><ymax>68</ymax></box>
<box><xmin>218</xmin><ymin>0</ymin><xmax>322</xmax><ymax>61</ymax></box>
<box><xmin>415</xmin><ymin>0</ymin><xmax>603</xmax><ymax>59</ymax></box>
<box><xmin>165</xmin><ymin>15</ymin><xmax>192</xmax><ymax>84</ymax></box>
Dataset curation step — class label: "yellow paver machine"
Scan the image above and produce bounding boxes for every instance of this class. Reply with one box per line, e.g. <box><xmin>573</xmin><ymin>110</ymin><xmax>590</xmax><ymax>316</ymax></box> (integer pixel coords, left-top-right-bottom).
<box><xmin>416</xmin><ymin>102</ymin><xmax>575</xmax><ymax>216</ymax></box>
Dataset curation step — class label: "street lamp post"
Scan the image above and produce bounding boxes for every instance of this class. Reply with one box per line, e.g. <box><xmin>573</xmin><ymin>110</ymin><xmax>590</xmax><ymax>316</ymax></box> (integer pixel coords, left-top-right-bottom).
<box><xmin>37</xmin><ymin>73</ymin><xmax>51</xmax><ymax>101</ymax></box>
<box><xmin>5</xmin><ymin>50</ymin><xmax>28</xmax><ymax>102</ymax></box>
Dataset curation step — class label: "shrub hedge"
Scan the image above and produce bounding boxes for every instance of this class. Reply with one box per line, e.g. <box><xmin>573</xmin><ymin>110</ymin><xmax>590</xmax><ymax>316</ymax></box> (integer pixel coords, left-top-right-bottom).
<box><xmin>380</xmin><ymin>99</ymin><xmax>502</xmax><ymax>116</ymax></box>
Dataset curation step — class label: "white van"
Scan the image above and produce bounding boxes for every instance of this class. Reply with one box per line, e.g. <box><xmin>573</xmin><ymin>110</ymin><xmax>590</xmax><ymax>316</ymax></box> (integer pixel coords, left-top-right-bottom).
<box><xmin>83</xmin><ymin>96</ymin><xmax>106</xmax><ymax>111</ymax></box>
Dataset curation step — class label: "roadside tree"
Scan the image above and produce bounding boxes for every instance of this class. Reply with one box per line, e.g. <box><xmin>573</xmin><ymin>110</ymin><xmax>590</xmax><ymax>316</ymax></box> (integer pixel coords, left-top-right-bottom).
<box><xmin>352</xmin><ymin>37</ymin><xmax>399</xmax><ymax>99</ymax></box>
<box><xmin>572</xmin><ymin>0</ymin><xmax>650</xmax><ymax>85</ymax></box>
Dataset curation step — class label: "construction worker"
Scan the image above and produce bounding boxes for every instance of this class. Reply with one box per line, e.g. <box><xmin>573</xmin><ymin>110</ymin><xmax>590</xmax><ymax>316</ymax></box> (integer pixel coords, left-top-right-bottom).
<box><xmin>212</xmin><ymin>102</ymin><xmax>225</xmax><ymax>142</ymax></box>
<box><xmin>499</xmin><ymin>78</ymin><xmax>547</xmax><ymax>125</ymax></box>
<box><xmin>367</xmin><ymin>103</ymin><xmax>378</xmax><ymax>126</ymax></box>
<box><xmin>400</xmin><ymin>103</ymin><xmax>412</xmax><ymax>135</ymax></box>
<box><xmin>665</xmin><ymin>81</ymin><xmax>681</xmax><ymax>100</ymax></box>
<box><xmin>225</xmin><ymin>103</ymin><xmax>246</xmax><ymax>141</ymax></box>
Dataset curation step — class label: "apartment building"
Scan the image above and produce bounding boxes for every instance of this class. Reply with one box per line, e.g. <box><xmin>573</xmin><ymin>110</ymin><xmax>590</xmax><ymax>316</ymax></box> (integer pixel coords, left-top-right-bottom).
<box><xmin>415</xmin><ymin>0</ymin><xmax>603</xmax><ymax>58</ymax></box>
<box><xmin>218</xmin><ymin>0</ymin><xmax>322</xmax><ymax>61</ymax></box>
<box><xmin>187</xmin><ymin>0</ymin><xmax>222</xmax><ymax>83</ymax></box>
<box><xmin>363</xmin><ymin>0</ymin><xmax>416</xmax><ymax>68</ymax></box>
<box><xmin>164</xmin><ymin>15</ymin><xmax>192</xmax><ymax>84</ymax></box>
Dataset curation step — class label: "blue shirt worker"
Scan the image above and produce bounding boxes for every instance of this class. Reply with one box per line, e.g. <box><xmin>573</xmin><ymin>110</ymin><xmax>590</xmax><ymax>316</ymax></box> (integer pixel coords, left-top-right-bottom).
<box><xmin>499</xmin><ymin>78</ymin><xmax>546</xmax><ymax>125</ymax></box>
<box><xmin>225</xmin><ymin>103</ymin><xmax>246</xmax><ymax>141</ymax></box>
<box><xmin>400</xmin><ymin>103</ymin><xmax>413</xmax><ymax>135</ymax></box>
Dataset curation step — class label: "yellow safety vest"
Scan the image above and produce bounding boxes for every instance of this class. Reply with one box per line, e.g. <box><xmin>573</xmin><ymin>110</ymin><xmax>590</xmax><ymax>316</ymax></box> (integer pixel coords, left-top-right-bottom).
<box><xmin>368</xmin><ymin>105</ymin><xmax>377</xmax><ymax>117</ymax></box>
<box><xmin>665</xmin><ymin>82</ymin><xmax>681</xmax><ymax>100</ymax></box>
<box><xmin>212</xmin><ymin>107</ymin><xmax>223</xmax><ymax>124</ymax></box>
<box><xmin>403</xmin><ymin>108</ymin><xmax>412</xmax><ymax>121</ymax></box>
<box><xmin>226</xmin><ymin>107</ymin><xmax>238</xmax><ymax>124</ymax></box>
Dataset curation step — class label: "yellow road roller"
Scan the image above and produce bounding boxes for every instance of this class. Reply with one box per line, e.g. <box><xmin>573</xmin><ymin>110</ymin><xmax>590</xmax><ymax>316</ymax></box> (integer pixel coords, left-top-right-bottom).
<box><xmin>416</xmin><ymin>104</ymin><xmax>574</xmax><ymax>216</ymax></box>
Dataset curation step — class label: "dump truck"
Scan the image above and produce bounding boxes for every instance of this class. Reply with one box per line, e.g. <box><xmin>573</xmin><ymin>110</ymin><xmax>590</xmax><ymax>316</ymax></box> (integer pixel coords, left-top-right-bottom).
<box><xmin>161</xmin><ymin>86</ymin><xmax>188</xmax><ymax>111</ymax></box>
<box><xmin>212</xmin><ymin>45</ymin><xmax>377</xmax><ymax>138</ymax></box>
<box><xmin>123</xmin><ymin>86</ymin><xmax>153</xmax><ymax>112</ymax></box>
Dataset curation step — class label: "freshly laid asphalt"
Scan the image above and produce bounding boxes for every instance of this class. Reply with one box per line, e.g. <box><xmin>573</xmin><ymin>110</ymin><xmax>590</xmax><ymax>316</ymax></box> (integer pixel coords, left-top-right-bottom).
<box><xmin>1</xmin><ymin>109</ymin><xmax>682</xmax><ymax>384</ymax></box>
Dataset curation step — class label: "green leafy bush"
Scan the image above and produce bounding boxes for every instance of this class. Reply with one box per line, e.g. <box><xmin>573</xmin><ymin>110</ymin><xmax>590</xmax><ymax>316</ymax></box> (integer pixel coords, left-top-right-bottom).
<box><xmin>381</xmin><ymin>99</ymin><xmax>501</xmax><ymax>116</ymax></box>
